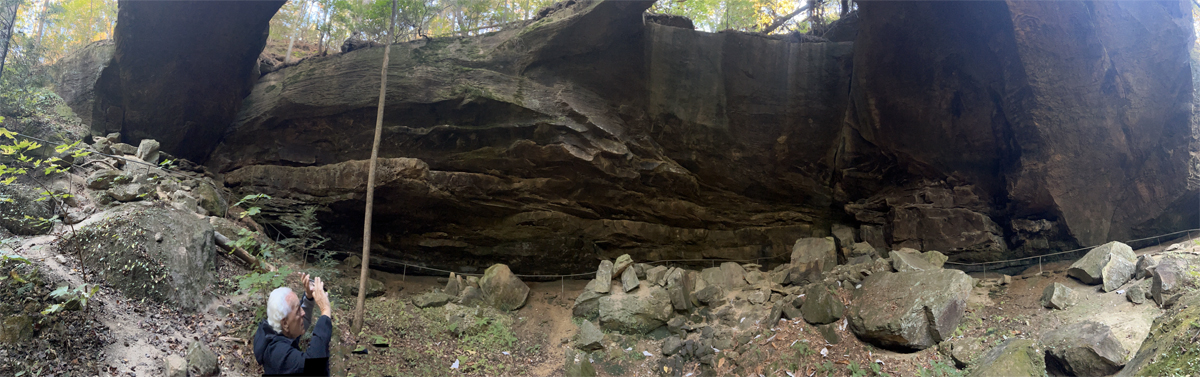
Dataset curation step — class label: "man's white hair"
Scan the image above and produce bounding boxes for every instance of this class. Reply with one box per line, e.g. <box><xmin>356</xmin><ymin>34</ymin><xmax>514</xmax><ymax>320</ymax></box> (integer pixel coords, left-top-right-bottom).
<box><xmin>267</xmin><ymin>287</ymin><xmax>295</xmax><ymax>333</ymax></box>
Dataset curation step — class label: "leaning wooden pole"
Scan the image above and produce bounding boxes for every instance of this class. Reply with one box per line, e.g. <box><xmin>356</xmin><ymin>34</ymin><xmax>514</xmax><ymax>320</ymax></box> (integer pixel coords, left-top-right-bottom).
<box><xmin>352</xmin><ymin>0</ymin><xmax>397</xmax><ymax>335</ymax></box>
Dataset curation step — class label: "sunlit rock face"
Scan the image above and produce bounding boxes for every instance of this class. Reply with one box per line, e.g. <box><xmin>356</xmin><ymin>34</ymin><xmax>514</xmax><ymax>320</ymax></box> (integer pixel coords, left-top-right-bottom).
<box><xmin>73</xmin><ymin>0</ymin><xmax>1196</xmax><ymax>274</ymax></box>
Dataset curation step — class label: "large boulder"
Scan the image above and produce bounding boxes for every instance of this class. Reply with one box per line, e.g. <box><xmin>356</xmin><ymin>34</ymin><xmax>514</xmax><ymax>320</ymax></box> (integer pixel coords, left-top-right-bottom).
<box><xmin>594</xmin><ymin>260</ymin><xmax>614</xmax><ymax>294</ymax></box>
<box><xmin>0</xmin><ymin>315</ymin><xmax>33</xmax><ymax>344</ymax></box>
<box><xmin>479</xmin><ymin>264</ymin><xmax>529</xmax><ymax>311</ymax></box>
<box><xmin>664</xmin><ymin>268</ymin><xmax>693</xmax><ymax>311</ymax></box>
<box><xmin>890</xmin><ymin>248</ymin><xmax>938</xmax><ymax>272</ymax></box>
<box><xmin>791</xmin><ymin>237</ymin><xmax>838</xmax><ymax>274</ymax></box>
<box><xmin>163</xmin><ymin>354</ymin><xmax>187</xmax><ymax>377</ymax></box>
<box><xmin>348</xmin><ymin>278</ymin><xmax>386</xmax><ymax>298</ymax></box>
<box><xmin>1039</xmin><ymin>282</ymin><xmax>1078</xmax><ymax>310</ymax></box>
<box><xmin>412</xmin><ymin>292</ymin><xmax>453</xmax><ymax>308</ymax></box>
<box><xmin>1041</xmin><ymin>321</ymin><xmax>1128</xmax><ymax>376</ymax></box>
<box><xmin>966</xmin><ymin>339</ymin><xmax>1045</xmax><ymax>377</ymax></box>
<box><xmin>193</xmin><ymin>182</ymin><xmax>226</xmax><ymax>217</ymax></box>
<box><xmin>86</xmin><ymin>169</ymin><xmax>124</xmax><ymax>190</ymax></box>
<box><xmin>186</xmin><ymin>341</ymin><xmax>219</xmax><ymax>377</ymax></box>
<box><xmin>0</xmin><ymin>184</ymin><xmax>54</xmax><ymax>235</ymax></box>
<box><xmin>62</xmin><ymin>204</ymin><xmax>216</xmax><ymax>311</ymax></box>
<box><xmin>700</xmin><ymin>264</ymin><xmax>744</xmax><ymax>290</ymax></box>
<box><xmin>848</xmin><ymin>269</ymin><xmax>973</xmax><ymax>351</ymax></box>
<box><xmin>573</xmin><ymin>320</ymin><xmax>604</xmax><ymax>351</ymax></box>
<box><xmin>598</xmin><ymin>285</ymin><xmax>672</xmax><ymax>334</ymax></box>
<box><xmin>1150</xmin><ymin>254</ymin><xmax>1200</xmax><ymax>307</ymax></box>
<box><xmin>800</xmin><ymin>285</ymin><xmax>843</xmax><ymax>325</ymax></box>
<box><xmin>573</xmin><ymin>279</ymin><xmax>604</xmax><ymax>319</ymax></box>
<box><xmin>1068</xmin><ymin>241</ymin><xmax>1136</xmax><ymax>292</ymax></box>
<box><xmin>612</xmin><ymin>254</ymin><xmax>634</xmax><ymax>277</ymax></box>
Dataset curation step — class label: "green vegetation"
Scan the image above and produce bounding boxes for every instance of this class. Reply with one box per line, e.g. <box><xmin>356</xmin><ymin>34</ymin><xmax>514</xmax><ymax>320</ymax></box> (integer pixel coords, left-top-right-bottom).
<box><xmin>40</xmin><ymin>283</ymin><xmax>97</xmax><ymax>315</ymax></box>
<box><xmin>917</xmin><ymin>359</ymin><xmax>965</xmax><ymax>377</ymax></box>
<box><xmin>280</xmin><ymin>205</ymin><xmax>332</xmax><ymax>268</ymax></box>
<box><xmin>848</xmin><ymin>361</ymin><xmax>867</xmax><ymax>377</ymax></box>
<box><xmin>338</xmin><ymin>297</ymin><xmax>534</xmax><ymax>376</ymax></box>
<box><xmin>871</xmin><ymin>361</ymin><xmax>891</xmax><ymax>377</ymax></box>
<box><xmin>0</xmin><ymin>121</ymin><xmax>88</xmax><ymax>210</ymax></box>
<box><xmin>232</xmin><ymin>193</ymin><xmax>271</xmax><ymax>219</ymax></box>
<box><xmin>236</xmin><ymin>265</ymin><xmax>295</xmax><ymax>297</ymax></box>
<box><xmin>1137</xmin><ymin>302</ymin><xmax>1200</xmax><ymax>376</ymax></box>
<box><xmin>791</xmin><ymin>340</ymin><xmax>816</xmax><ymax>357</ymax></box>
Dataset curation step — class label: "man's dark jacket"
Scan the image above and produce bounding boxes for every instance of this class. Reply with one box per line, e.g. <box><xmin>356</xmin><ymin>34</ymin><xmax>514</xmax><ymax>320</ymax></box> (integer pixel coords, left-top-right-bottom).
<box><xmin>252</xmin><ymin>294</ymin><xmax>333</xmax><ymax>375</ymax></box>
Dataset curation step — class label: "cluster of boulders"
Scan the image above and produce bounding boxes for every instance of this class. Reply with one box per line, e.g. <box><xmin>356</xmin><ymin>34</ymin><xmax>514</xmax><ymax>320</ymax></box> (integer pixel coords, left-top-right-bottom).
<box><xmin>85</xmin><ymin>133</ymin><xmax>225</xmax><ymax>216</ymax></box>
<box><xmin>971</xmin><ymin>240</ymin><xmax>1200</xmax><ymax>376</ymax></box>
<box><xmin>43</xmin><ymin>135</ymin><xmax>243</xmax><ymax>312</ymax></box>
<box><xmin>415</xmin><ymin>264</ymin><xmax>530</xmax><ymax>312</ymax></box>
<box><xmin>1041</xmin><ymin>240</ymin><xmax>1189</xmax><ymax>311</ymax></box>
<box><xmin>569</xmin><ymin>231</ymin><xmax>976</xmax><ymax>370</ymax></box>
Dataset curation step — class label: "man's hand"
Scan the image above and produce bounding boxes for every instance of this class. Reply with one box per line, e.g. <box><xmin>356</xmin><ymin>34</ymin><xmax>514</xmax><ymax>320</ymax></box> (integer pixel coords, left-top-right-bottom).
<box><xmin>299</xmin><ymin>273</ymin><xmax>314</xmax><ymax>298</ymax></box>
<box><xmin>311</xmin><ymin>277</ymin><xmax>332</xmax><ymax>317</ymax></box>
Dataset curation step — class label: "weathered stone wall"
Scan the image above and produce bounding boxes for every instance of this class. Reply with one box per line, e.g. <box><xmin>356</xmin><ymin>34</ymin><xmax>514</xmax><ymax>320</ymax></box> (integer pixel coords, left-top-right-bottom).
<box><xmin>55</xmin><ymin>0</ymin><xmax>1199</xmax><ymax>274</ymax></box>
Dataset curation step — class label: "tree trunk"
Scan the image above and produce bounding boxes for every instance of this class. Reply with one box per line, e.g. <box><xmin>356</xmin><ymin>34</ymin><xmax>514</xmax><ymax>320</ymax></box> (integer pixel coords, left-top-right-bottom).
<box><xmin>317</xmin><ymin>5</ymin><xmax>332</xmax><ymax>55</ymax></box>
<box><xmin>761</xmin><ymin>4</ymin><xmax>810</xmax><ymax>34</ymax></box>
<box><xmin>34</xmin><ymin>0</ymin><xmax>48</xmax><ymax>52</ymax></box>
<box><xmin>0</xmin><ymin>0</ymin><xmax>20</xmax><ymax>82</ymax></box>
<box><xmin>284</xmin><ymin>0</ymin><xmax>312</xmax><ymax>64</ymax></box>
<box><xmin>352</xmin><ymin>0</ymin><xmax>396</xmax><ymax>336</ymax></box>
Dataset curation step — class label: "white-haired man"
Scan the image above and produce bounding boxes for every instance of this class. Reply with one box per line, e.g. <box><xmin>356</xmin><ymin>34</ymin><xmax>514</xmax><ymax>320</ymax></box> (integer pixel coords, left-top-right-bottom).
<box><xmin>252</xmin><ymin>273</ymin><xmax>333</xmax><ymax>375</ymax></box>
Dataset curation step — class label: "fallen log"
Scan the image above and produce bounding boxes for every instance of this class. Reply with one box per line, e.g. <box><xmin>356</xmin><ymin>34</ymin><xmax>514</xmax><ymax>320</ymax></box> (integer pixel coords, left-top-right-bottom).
<box><xmin>214</xmin><ymin>230</ymin><xmax>275</xmax><ymax>272</ymax></box>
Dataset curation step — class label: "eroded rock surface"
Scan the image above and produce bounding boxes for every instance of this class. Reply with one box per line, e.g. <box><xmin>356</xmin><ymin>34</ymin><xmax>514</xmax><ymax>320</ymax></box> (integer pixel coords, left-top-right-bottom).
<box><xmin>848</xmin><ymin>269</ymin><xmax>973</xmax><ymax>351</ymax></box>
<box><xmin>966</xmin><ymin>339</ymin><xmax>1045</xmax><ymax>377</ymax></box>
<box><xmin>1041</xmin><ymin>321</ymin><xmax>1128</xmax><ymax>377</ymax></box>
<box><xmin>62</xmin><ymin>204</ymin><xmax>217</xmax><ymax>311</ymax></box>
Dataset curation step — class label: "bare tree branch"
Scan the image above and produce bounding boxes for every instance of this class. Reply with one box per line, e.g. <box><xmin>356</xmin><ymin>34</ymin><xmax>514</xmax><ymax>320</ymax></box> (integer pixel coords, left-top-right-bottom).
<box><xmin>763</xmin><ymin>4</ymin><xmax>810</xmax><ymax>34</ymax></box>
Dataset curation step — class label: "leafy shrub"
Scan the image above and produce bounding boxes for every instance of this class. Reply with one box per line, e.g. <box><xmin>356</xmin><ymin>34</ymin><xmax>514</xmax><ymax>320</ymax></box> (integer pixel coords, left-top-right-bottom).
<box><xmin>237</xmin><ymin>265</ymin><xmax>294</xmax><ymax>296</ymax></box>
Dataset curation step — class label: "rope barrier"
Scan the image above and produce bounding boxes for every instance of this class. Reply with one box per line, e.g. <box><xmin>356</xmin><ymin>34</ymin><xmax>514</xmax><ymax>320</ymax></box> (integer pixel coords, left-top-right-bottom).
<box><xmin>361</xmin><ymin>250</ymin><xmax>795</xmax><ymax>279</ymax></box>
<box><xmin>366</xmin><ymin>227</ymin><xmax>1200</xmax><ymax>280</ymax></box>
<box><xmin>943</xmin><ymin>228</ymin><xmax>1200</xmax><ymax>267</ymax></box>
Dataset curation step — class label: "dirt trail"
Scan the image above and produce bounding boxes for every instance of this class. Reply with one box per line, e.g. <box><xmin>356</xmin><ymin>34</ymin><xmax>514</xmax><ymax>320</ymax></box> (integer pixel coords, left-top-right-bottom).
<box><xmin>15</xmin><ymin>230</ymin><xmax>253</xmax><ymax>377</ymax></box>
<box><xmin>520</xmin><ymin>280</ymin><xmax>589</xmax><ymax>376</ymax></box>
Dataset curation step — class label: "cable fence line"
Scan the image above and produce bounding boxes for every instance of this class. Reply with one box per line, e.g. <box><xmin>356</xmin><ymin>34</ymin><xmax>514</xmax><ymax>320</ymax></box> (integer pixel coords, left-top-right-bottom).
<box><xmin>943</xmin><ymin>228</ymin><xmax>1200</xmax><ymax>267</ymax></box>
<box><xmin>346</xmin><ymin>251</ymin><xmax>794</xmax><ymax>280</ymax></box>
<box><xmin>365</xmin><ymin>227</ymin><xmax>1200</xmax><ymax>280</ymax></box>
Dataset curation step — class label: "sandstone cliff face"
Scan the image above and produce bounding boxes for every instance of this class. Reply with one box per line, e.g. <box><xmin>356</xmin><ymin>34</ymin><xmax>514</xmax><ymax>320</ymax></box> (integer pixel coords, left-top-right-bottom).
<box><xmin>60</xmin><ymin>0</ymin><xmax>1199</xmax><ymax>274</ymax></box>
<box><xmin>88</xmin><ymin>0</ymin><xmax>285</xmax><ymax>161</ymax></box>
<box><xmin>850</xmin><ymin>0</ymin><xmax>1198</xmax><ymax>263</ymax></box>
<box><xmin>211</xmin><ymin>0</ymin><xmax>848</xmax><ymax>273</ymax></box>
